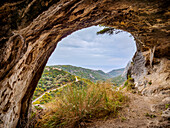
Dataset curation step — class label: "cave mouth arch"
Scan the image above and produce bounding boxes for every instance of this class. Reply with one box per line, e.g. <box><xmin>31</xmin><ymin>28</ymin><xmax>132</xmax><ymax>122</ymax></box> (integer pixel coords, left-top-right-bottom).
<box><xmin>32</xmin><ymin>25</ymin><xmax>136</xmax><ymax>103</ymax></box>
<box><xmin>0</xmin><ymin>0</ymin><xmax>169</xmax><ymax>128</ymax></box>
<box><xmin>31</xmin><ymin>26</ymin><xmax>137</xmax><ymax>126</ymax></box>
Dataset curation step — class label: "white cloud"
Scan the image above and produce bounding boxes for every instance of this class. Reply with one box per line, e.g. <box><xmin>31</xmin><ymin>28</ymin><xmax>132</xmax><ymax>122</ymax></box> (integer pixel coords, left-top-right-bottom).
<box><xmin>47</xmin><ymin>26</ymin><xmax>136</xmax><ymax>72</ymax></box>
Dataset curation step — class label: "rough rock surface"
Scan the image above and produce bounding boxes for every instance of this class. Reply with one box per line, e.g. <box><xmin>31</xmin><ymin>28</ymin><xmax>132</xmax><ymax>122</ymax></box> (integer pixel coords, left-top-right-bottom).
<box><xmin>0</xmin><ymin>0</ymin><xmax>169</xmax><ymax>128</ymax></box>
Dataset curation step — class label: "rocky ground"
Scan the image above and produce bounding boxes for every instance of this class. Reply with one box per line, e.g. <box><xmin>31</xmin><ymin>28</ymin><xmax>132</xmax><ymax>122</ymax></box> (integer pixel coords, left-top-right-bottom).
<box><xmin>87</xmin><ymin>91</ymin><xmax>170</xmax><ymax>128</ymax></box>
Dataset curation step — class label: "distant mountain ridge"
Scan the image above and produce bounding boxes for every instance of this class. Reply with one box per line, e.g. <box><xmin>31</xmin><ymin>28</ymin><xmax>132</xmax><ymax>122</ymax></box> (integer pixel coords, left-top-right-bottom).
<box><xmin>50</xmin><ymin>65</ymin><xmax>125</xmax><ymax>81</ymax></box>
<box><xmin>107</xmin><ymin>68</ymin><xmax>125</xmax><ymax>77</ymax></box>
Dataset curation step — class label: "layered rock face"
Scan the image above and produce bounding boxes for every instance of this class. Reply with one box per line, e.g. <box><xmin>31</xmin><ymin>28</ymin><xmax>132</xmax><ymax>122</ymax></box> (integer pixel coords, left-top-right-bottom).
<box><xmin>0</xmin><ymin>0</ymin><xmax>169</xmax><ymax>128</ymax></box>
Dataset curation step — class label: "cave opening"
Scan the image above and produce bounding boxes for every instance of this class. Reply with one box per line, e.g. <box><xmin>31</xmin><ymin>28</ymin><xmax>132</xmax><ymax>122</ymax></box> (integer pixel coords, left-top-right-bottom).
<box><xmin>32</xmin><ymin>25</ymin><xmax>136</xmax><ymax>101</ymax></box>
<box><xmin>31</xmin><ymin>26</ymin><xmax>137</xmax><ymax>126</ymax></box>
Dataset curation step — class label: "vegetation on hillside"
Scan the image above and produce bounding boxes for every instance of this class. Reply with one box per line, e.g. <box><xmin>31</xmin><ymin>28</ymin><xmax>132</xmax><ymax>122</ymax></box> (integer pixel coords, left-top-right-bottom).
<box><xmin>33</xmin><ymin>66</ymin><xmax>76</xmax><ymax>100</ymax></box>
<box><xmin>33</xmin><ymin>66</ymin><xmax>126</xmax><ymax>102</ymax></box>
<box><xmin>50</xmin><ymin>65</ymin><xmax>125</xmax><ymax>82</ymax></box>
<box><xmin>35</xmin><ymin>82</ymin><xmax>128</xmax><ymax>128</ymax></box>
<box><xmin>107</xmin><ymin>68</ymin><xmax>125</xmax><ymax>77</ymax></box>
<box><xmin>33</xmin><ymin>78</ymin><xmax>93</xmax><ymax>105</ymax></box>
<box><xmin>51</xmin><ymin>65</ymin><xmax>110</xmax><ymax>81</ymax></box>
<box><xmin>110</xmin><ymin>75</ymin><xmax>126</xmax><ymax>86</ymax></box>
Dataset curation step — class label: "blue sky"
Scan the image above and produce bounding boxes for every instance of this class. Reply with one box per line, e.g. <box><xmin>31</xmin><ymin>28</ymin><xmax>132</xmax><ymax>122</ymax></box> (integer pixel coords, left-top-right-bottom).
<box><xmin>47</xmin><ymin>26</ymin><xmax>136</xmax><ymax>72</ymax></box>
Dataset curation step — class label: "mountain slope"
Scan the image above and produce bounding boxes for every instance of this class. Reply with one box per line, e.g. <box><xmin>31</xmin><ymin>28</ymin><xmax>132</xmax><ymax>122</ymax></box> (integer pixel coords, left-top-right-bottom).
<box><xmin>50</xmin><ymin>65</ymin><xmax>126</xmax><ymax>81</ymax></box>
<box><xmin>33</xmin><ymin>66</ymin><xmax>76</xmax><ymax>101</ymax></box>
<box><xmin>51</xmin><ymin>65</ymin><xmax>111</xmax><ymax>81</ymax></box>
<box><xmin>33</xmin><ymin>65</ymin><xmax>127</xmax><ymax>104</ymax></box>
<box><xmin>109</xmin><ymin>75</ymin><xmax>126</xmax><ymax>86</ymax></box>
<box><xmin>107</xmin><ymin>68</ymin><xmax>125</xmax><ymax>77</ymax></box>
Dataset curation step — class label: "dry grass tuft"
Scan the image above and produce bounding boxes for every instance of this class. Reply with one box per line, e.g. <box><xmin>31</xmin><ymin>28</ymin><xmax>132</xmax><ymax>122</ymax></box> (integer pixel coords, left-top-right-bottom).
<box><xmin>35</xmin><ymin>82</ymin><xmax>128</xmax><ymax>128</ymax></box>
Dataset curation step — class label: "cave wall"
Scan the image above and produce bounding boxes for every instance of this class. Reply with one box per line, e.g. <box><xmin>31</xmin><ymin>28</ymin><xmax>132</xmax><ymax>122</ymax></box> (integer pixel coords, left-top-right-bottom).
<box><xmin>0</xmin><ymin>0</ymin><xmax>169</xmax><ymax>128</ymax></box>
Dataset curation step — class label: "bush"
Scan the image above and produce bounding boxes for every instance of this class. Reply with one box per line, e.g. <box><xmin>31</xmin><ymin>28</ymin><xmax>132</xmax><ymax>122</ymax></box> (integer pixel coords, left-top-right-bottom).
<box><xmin>148</xmin><ymin>81</ymin><xmax>152</xmax><ymax>85</ymax></box>
<box><xmin>34</xmin><ymin>105</ymin><xmax>43</xmax><ymax>110</ymax></box>
<box><xmin>30</xmin><ymin>112</ymin><xmax>36</xmax><ymax>119</ymax></box>
<box><xmin>36</xmin><ymin>82</ymin><xmax>128</xmax><ymax>128</ymax></box>
<box><xmin>124</xmin><ymin>76</ymin><xmax>135</xmax><ymax>90</ymax></box>
<box><xmin>124</xmin><ymin>81</ymin><xmax>128</xmax><ymax>86</ymax></box>
<box><xmin>33</xmin><ymin>101</ymin><xmax>40</xmax><ymax>105</ymax></box>
<box><xmin>165</xmin><ymin>104</ymin><xmax>169</xmax><ymax>109</ymax></box>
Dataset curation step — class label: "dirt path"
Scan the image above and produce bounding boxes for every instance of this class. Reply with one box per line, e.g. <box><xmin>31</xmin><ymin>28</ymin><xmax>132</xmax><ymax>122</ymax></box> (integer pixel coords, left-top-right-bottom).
<box><xmin>87</xmin><ymin>92</ymin><xmax>166</xmax><ymax>128</ymax></box>
<box><xmin>75</xmin><ymin>76</ymin><xmax>78</xmax><ymax>82</ymax></box>
<box><xmin>33</xmin><ymin>76</ymin><xmax>79</xmax><ymax>103</ymax></box>
<box><xmin>32</xmin><ymin>84</ymin><xmax>68</xmax><ymax>103</ymax></box>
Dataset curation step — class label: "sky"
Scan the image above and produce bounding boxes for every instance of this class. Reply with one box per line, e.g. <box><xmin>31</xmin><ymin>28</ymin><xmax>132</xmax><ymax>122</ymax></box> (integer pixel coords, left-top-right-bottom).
<box><xmin>47</xmin><ymin>26</ymin><xmax>136</xmax><ymax>72</ymax></box>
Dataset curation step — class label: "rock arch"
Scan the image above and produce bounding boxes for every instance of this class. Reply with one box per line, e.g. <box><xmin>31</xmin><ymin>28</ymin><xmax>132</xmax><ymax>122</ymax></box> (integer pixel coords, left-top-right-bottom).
<box><xmin>0</xmin><ymin>0</ymin><xmax>169</xmax><ymax>127</ymax></box>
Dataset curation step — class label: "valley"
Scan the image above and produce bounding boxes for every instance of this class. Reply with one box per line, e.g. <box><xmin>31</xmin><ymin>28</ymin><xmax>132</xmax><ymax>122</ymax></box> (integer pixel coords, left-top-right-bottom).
<box><xmin>32</xmin><ymin>65</ymin><xmax>126</xmax><ymax>104</ymax></box>
<box><xmin>51</xmin><ymin>65</ymin><xmax>125</xmax><ymax>81</ymax></box>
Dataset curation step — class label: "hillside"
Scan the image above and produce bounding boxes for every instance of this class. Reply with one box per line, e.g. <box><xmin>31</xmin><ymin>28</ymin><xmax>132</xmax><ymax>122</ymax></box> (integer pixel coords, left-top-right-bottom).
<box><xmin>33</xmin><ymin>65</ymin><xmax>126</xmax><ymax>104</ymax></box>
<box><xmin>107</xmin><ymin>68</ymin><xmax>125</xmax><ymax>77</ymax></box>
<box><xmin>50</xmin><ymin>65</ymin><xmax>125</xmax><ymax>81</ymax></box>
<box><xmin>33</xmin><ymin>66</ymin><xmax>76</xmax><ymax>101</ymax></box>
<box><xmin>51</xmin><ymin>65</ymin><xmax>110</xmax><ymax>81</ymax></box>
<box><xmin>109</xmin><ymin>75</ymin><xmax>126</xmax><ymax>86</ymax></box>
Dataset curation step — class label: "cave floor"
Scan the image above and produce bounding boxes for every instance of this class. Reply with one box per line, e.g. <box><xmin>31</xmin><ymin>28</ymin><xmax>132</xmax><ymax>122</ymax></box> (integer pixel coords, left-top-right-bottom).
<box><xmin>87</xmin><ymin>92</ymin><xmax>168</xmax><ymax>128</ymax></box>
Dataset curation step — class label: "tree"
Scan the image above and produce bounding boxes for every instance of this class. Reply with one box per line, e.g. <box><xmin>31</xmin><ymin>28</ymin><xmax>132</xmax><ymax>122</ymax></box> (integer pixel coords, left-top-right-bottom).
<box><xmin>97</xmin><ymin>26</ymin><xmax>123</xmax><ymax>35</ymax></box>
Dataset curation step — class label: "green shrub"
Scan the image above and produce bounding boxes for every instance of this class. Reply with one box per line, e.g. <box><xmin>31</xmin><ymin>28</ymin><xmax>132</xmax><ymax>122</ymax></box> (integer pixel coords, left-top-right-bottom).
<box><xmin>145</xmin><ymin>113</ymin><xmax>156</xmax><ymax>118</ymax></box>
<box><xmin>34</xmin><ymin>105</ymin><xmax>43</xmax><ymax>110</ymax></box>
<box><xmin>121</xmin><ymin>117</ymin><xmax>126</xmax><ymax>122</ymax></box>
<box><xmin>124</xmin><ymin>81</ymin><xmax>128</xmax><ymax>86</ymax></box>
<box><xmin>33</xmin><ymin>101</ymin><xmax>40</xmax><ymax>105</ymax></box>
<box><xmin>148</xmin><ymin>81</ymin><xmax>152</xmax><ymax>85</ymax></box>
<box><xmin>124</xmin><ymin>76</ymin><xmax>135</xmax><ymax>90</ymax></box>
<box><xmin>165</xmin><ymin>104</ymin><xmax>169</xmax><ymax>109</ymax></box>
<box><xmin>30</xmin><ymin>112</ymin><xmax>36</xmax><ymax>119</ymax></box>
